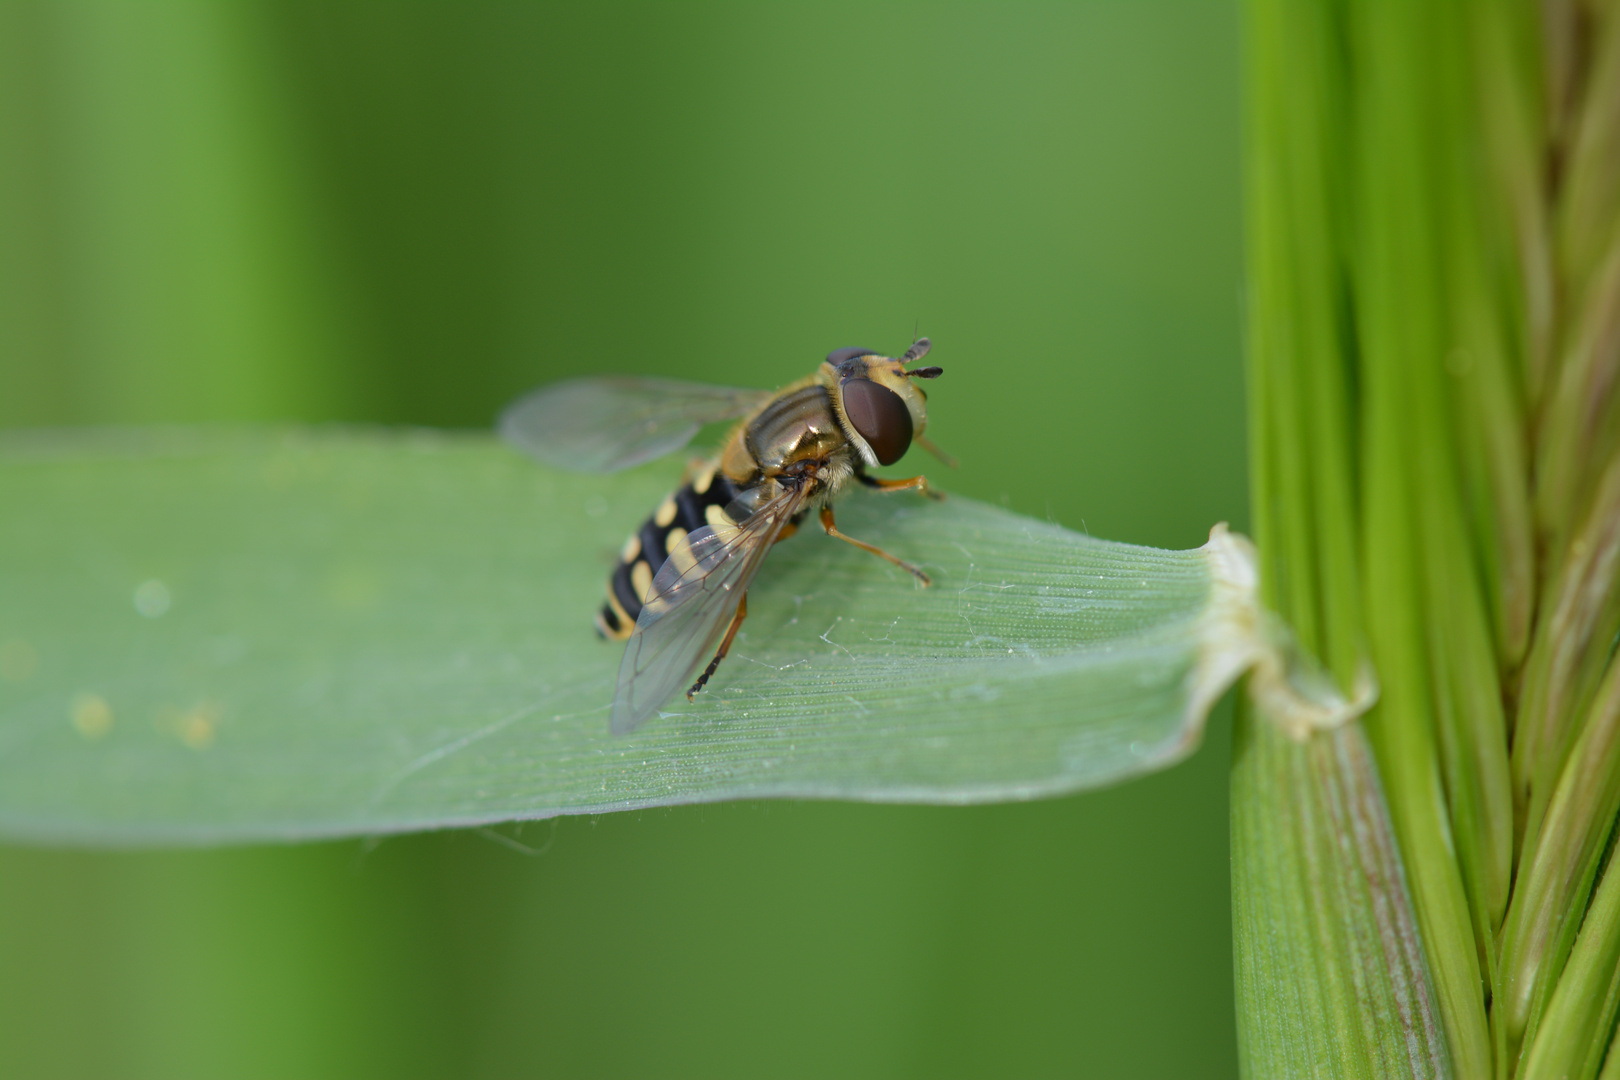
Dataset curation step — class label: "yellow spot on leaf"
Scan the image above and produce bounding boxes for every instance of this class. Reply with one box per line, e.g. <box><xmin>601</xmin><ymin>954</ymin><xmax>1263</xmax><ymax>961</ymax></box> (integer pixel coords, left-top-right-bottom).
<box><xmin>157</xmin><ymin>699</ymin><xmax>223</xmax><ymax>750</ymax></box>
<box><xmin>70</xmin><ymin>693</ymin><xmax>113</xmax><ymax>740</ymax></box>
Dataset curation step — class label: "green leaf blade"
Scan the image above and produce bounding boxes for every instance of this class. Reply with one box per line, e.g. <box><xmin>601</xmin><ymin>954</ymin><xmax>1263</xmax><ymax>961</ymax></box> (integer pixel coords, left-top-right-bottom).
<box><xmin>0</xmin><ymin>428</ymin><xmax>1236</xmax><ymax>845</ymax></box>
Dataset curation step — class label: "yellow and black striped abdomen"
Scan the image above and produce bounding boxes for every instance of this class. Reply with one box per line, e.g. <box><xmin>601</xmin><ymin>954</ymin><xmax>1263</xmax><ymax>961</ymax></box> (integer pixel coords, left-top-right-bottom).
<box><xmin>597</xmin><ymin>467</ymin><xmax>742</xmax><ymax>640</ymax></box>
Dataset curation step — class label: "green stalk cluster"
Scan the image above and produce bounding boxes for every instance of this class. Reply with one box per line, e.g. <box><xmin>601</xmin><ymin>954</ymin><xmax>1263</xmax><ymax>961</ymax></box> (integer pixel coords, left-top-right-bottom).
<box><xmin>1238</xmin><ymin>1</ymin><xmax>1620</xmax><ymax>1076</ymax></box>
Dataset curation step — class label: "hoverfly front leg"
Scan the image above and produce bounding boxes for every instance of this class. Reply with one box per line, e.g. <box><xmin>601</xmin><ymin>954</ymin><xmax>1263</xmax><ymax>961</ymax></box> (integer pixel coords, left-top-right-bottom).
<box><xmin>687</xmin><ymin>594</ymin><xmax>748</xmax><ymax>701</ymax></box>
<box><xmin>819</xmin><ymin>506</ymin><xmax>931</xmax><ymax>586</ymax></box>
<box><xmin>857</xmin><ymin>473</ymin><xmax>945</xmax><ymax>501</ymax></box>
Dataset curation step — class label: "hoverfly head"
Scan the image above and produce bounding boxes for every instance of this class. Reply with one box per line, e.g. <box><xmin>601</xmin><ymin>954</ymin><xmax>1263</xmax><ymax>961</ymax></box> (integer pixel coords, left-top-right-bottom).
<box><xmin>823</xmin><ymin>340</ymin><xmax>939</xmax><ymax>468</ymax></box>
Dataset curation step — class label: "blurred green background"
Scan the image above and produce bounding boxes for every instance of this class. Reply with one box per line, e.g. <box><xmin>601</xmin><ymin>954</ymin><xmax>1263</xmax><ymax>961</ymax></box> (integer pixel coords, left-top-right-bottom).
<box><xmin>0</xmin><ymin>3</ymin><xmax>1244</xmax><ymax>1077</ymax></box>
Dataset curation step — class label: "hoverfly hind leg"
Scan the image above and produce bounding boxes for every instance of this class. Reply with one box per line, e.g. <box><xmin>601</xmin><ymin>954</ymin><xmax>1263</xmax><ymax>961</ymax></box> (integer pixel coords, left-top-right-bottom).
<box><xmin>687</xmin><ymin>594</ymin><xmax>749</xmax><ymax>701</ymax></box>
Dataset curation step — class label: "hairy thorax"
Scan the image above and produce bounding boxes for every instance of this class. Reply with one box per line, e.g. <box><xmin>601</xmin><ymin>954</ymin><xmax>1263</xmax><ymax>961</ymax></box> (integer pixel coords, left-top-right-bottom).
<box><xmin>716</xmin><ymin>381</ymin><xmax>857</xmax><ymax>509</ymax></box>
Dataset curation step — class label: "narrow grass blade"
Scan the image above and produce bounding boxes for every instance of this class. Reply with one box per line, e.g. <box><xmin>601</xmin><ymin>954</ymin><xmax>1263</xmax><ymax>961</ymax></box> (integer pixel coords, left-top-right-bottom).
<box><xmin>1518</xmin><ymin>841</ymin><xmax>1620</xmax><ymax>1080</ymax></box>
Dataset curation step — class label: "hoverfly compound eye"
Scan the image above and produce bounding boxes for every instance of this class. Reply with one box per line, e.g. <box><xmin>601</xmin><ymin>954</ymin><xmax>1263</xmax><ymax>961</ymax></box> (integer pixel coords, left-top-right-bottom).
<box><xmin>840</xmin><ymin>377</ymin><xmax>913</xmax><ymax>465</ymax></box>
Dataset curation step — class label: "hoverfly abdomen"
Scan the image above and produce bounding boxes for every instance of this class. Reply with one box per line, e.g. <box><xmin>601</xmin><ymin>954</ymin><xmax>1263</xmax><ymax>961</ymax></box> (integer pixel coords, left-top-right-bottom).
<box><xmin>597</xmin><ymin>465</ymin><xmax>742</xmax><ymax>640</ymax></box>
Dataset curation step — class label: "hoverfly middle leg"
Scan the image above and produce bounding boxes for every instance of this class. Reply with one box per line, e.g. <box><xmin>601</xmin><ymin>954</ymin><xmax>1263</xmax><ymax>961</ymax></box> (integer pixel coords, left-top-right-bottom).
<box><xmin>687</xmin><ymin>593</ymin><xmax>748</xmax><ymax>701</ymax></box>
<box><xmin>857</xmin><ymin>473</ymin><xmax>944</xmax><ymax>501</ymax></box>
<box><xmin>819</xmin><ymin>506</ymin><xmax>931</xmax><ymax>586</ymax></box>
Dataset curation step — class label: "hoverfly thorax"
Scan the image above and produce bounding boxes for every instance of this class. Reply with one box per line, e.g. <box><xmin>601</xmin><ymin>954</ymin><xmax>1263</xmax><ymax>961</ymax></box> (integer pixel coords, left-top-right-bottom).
<box><xmin>821</xmin><ymin>339</ymin><xmax>940</xmax><ymax>468</ymax></box>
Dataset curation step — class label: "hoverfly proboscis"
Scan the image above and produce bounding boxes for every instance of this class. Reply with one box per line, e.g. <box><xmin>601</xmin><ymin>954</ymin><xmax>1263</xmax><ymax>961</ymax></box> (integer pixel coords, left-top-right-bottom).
<box><xmin>500</xmin><ymin>340</ymin><xmax>949</xmax><ymax>734</ymax></box>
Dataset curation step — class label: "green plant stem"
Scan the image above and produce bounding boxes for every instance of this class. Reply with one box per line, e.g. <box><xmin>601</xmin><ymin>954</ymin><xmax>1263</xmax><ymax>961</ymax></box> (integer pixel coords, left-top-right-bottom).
<box><xmin>1232</xmin><ymin>714</ymin><xmax>1447</xmax><ymax>1079</ymax></box>
<box><xmin>1237</xmin><ymin>1</ymin><xmax>1457</xmax><ymax>1076</ymax></box>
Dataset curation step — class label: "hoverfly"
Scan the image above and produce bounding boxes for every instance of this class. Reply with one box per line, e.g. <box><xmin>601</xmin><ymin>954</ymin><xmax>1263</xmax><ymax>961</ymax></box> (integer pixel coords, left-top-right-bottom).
<box><xmin>500</xmin><ymin>340</ymin><xmax>948</xmax><ymax>733</ymax></box>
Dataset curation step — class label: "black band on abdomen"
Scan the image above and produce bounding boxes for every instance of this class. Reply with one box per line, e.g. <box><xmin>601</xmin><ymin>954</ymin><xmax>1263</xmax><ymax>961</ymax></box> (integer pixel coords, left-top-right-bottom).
<box><xmin>597</xmin><ymin>468</ymin><xmax>743</xmax><ymax>639</ymax></box>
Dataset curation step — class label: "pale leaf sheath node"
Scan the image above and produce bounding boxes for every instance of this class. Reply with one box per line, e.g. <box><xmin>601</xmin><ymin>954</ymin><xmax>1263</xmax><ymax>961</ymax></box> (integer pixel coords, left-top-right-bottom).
<box><xmin>1194</xmin><ymin>524</ymin><xmax>1379</xmax><ymax>741</ymax></box>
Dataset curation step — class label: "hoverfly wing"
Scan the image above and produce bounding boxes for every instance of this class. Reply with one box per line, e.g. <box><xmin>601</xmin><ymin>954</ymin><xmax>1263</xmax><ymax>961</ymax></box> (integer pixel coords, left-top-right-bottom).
<box><xmin>610</xmin><ymin>483</ymin><xmax>810</xmax><ymax>733</ymax></box>
<box><xmin>499</xmin><ymin>377</ymin><xmax>772</xmax><ymax>473</ymax></box>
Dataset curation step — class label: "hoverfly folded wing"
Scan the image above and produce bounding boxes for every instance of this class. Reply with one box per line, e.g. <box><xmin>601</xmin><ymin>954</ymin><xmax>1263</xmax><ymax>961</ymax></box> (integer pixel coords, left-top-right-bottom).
<box><xmin>610</xmin><ymin>483</ymin><xmax>810</xmax><ymax>733</ymax></box>
<box><xmin>500</xmin><ymin>377</ymin><xmax>771</xmax><ymax>473</ymax></box>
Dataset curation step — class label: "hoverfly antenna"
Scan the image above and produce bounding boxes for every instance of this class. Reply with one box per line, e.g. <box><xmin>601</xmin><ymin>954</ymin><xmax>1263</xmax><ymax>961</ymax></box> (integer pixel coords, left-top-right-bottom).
<box><xmin>900</xmin><ymin>337</ymin><xmax>932</xmax><ymax>365</ymax></box>
<box><xmin>904</xmin><ymin>338</ymin><xmax>940</xmax><ymax>379</ymax></box>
